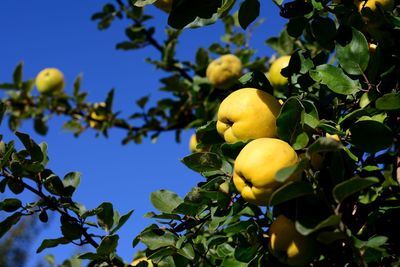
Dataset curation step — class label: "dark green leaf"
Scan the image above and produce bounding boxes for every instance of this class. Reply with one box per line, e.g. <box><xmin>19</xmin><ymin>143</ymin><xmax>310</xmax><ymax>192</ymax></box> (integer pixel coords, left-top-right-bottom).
<box><xmin>238</xmin><ymin>0</ymin><xmax>260</xmax><ymax>30</ymax></box>
<box><xmin>336</xmin><ymin>28</ymin><xmax>369</xmax><ymax>75</ymax></box>
<box><xmin>110</xmin><ymin>210</ymin><xmax>134</xmax><ymax>234</ymax></box>
<box><xmin>7</xmin><ymin>178</ymin><xmax>24</xmax><ymax>194</ymax></box>
<box><xmin>13</xmin><ymin>62</ymin><xmax>23</xmax><ymax>86</ymax></box>
<box><xmin>60</xmin><ymin>215</ymin><xmax>82</xmax><ymax>240</ymax></box>
<box><xmin>136</xmin><ymin>95</ymin><xmax>149</xmax><ymax>109</ymax></box>
<box><xmin>333</xmin><ymin>177</ymin><xmax>379</xmax><ymax>203</ymax></box>
<box><xmin>96</xmin><ymin>202</ymin><xmax>114</xmax><ymax>231</ymax></box>
<box><xmin>97</xmin><ymin>234</ymin><xmax>119</xmax><ymax>255</ymax></box>
<box><xmin>36</xmin><ymin>237</ymin><xmax>69</xmax><ymax>253</ymax></box>
<box><xmin>63</xmin><ymin>172</ymin><xmax>81</xmax><ymax>197</ymax></box>
<box><xmin>181</xmin><ymin>152</ymin><xmax>222</xmax><ymax>173</ymax></box>
<box><xmin>296</xmin><ymin>214</ymin><xmax>342</xmax><ymax>236</ymax></box>
<box><xmin>269</xmin><ymin>181</ymin><xmax>314</xmax><ymax>205</ymax></box>
<box><xmin>309</xmin><ymin>64</ymin><xmax>360</xmax><ymax>95</ymax></box>
<box><xmin>33</xmin><ymin>116</ymin><xmax>48</xmax><ymax>136</ymax></box>
<box><xmin>43</xmin><ymin>174</ymin><xmax>65</xmax><ymax>196</ymax></box>
<box><xmin>39</xmin><ymin>210</ymin><xmax>49</xmax><ymax>223</ymax></box>
<box><xmin>311</xmin><ymin>17</ymin><xmax>336</xmax><ymax>45</ymax></box>
<box><xmin>238</xmin><ymin>71</ymin><xmax>273</xmax><ymax>94</ymax></box>
<box><xmin>0</xmin><ymin>198</ymin><xmax>22</xmax><ymax>212</ymax></box>
<box><xmin>0</xmin><ymin>212</ymin><xmax>21</xmax><ymax>238</ymax></box>
<box><xmin>307</xmin><ymin>137</ymin><xmax>342</xmax><ymax>156</ymax></box>
<box><xmin>196</xmin><ymin>121</ymin><xmax>224</xmax><ymax>145</ymax></box>
<box><xmin>275</xmin><ymin>160</ymin><xmax>306</xmax><ymax>183</ymax></box>
<box><xmin>0</xmin><ymin>102</ymin><xmax>6</xmax><ymax>126</ymax></box>
<box><xmin>77</xmin><ymin>252</ymin><xmax>101</xmax><ymax>260</ymax></box>
<box><xmin>139</xmin><ymin>228</ymin><xmax>177</xmax><ymax>250</ymax></box>
<box><xmin>375</xmin><ymin>93</ymin><xmax>400</xmax><ymax>111</ymax></box>
<box><xmin>150</xmin><ymin>190</ymin><xmax>183</xmax><ymax>214</ymax></box>
<box><xmin>349</xmin><ymin>120</ymin><xmax>393</xmax><ymax>153</ymax></box>
<box><xmin>224</xmin><ymin>221</ymin><xmax>254</xmax><ymax>234</ymax></box>
<box><xmin>276</xmin><ymin>97</ymin><xmax>304</xmax><ymax>144</ymax></box>
<box><xmin>15</xmin><ymin>132</ymin><xmax>43</xmax><ymax>162</ymax></box>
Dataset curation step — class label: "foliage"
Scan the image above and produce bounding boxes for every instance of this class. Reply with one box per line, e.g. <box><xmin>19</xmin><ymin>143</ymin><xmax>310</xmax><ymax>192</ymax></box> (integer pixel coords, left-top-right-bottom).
<box><xmin>1</xmin><ymin>0</ymin><xmax>400</xmax><ymax>266</ymax></box>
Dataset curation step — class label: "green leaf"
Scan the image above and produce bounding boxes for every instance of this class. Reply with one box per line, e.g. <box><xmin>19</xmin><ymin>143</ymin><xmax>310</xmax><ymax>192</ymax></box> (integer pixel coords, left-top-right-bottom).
<box><xmin>265</xmin><ymin>28</ymin><xmax>294</xmax><ymax>55</ymax></box>
<box><xmin>150</xmin><ymin>190</ymin><xmax>183</xmax><ymax>214</ymax></box>
<box><xmin>275</xmin><ymin>160</ymin><xmax>306</xmax><ymax>183</ymax></box>
<box><xmin>238</xmin><ymin>71</ymin><xmax>273</xmax><ymax>94</ymax></box>
<box><xmin>375</xmin><ymin>93</ymin><xmax>400</xmax><ymax>111</ymax></box>
<box><xmin>97</xmin><ymin>234</ymin><xmax>119</xmax><ymax>255</ymax></box>
<box><xmin>36</xmin><ymin>238</ymin><xmax>69</xmax><ymax>253</ymax></box>
<box><xmin>333</xmin><ymin>177</ymin><xmax>379</xmax><ymax>203</ymax></box>
<box><xmin>296</xmin><ymin>214</ymin><xmax>342</xmax><ymax>236</ymax></box>
<box><xmin>238</xmin><ymin>0</ymin><xmax>260</xmax><ymax>30</ymax></box>
<box><xmin>39</xmin><ymin>210</ymin><xmax>49</xmax><ymax>223</ymax></box>
<box><xmin>139</xmin><ymin>228</ymin><xmax>177</xmax><ymax>250</ymax></box>
<box><xmin>311</xmin><ymin>17</ymin><xmax>336</xmax><ymax>45</ymax></box>
<box><xmin>221</xmin><ymin>256</ymin><xmax>248</xmax><ymax>267</ymax></box>
<box><xmin>0</xmin><ymin>198</ymin><xmax>22</xmax><ymax>212</ymax></box>
<box><xmin>33</xmin><ymin>116</ymin><xmax>48</xmax><ymax>136</ymax></box>
<box><xmin>136</xmin><ymin>95</ymin><xmax>149</xmax><ymax>109</ymax></box>
<box><xmin>96</xmin><ymin>202</ymin><xmax>114</xmax><ymax>231</ymax></box>
<box><xmin>178</xmin><ymin>244</ymin><xmax>195</xmax><ymax>260</ymax></box>
<box><xmin>110</xmin><ymin>210</ymin><xmax>134</xmax><ymax>234</ymax></box>
<box><xmin>309</xmin><ymin>64</ymin><xmax>360</xmax><ymax>95</ymax></box>
<box><xmin>77</xmin><ymin>252</ymin><xmax>101</xmax><ymax>260</ymax></box>
<box><xmin>62</xmin><ymin>172</ymin><xmax>81</xmax><ymax>197</ymax></box>
<box><xmin>307</xmin><ymin>137</ymin><xmax>342</xmax><ymax>156</ymax></box>
<box><xmin>0</xmin><ymin>212</ymin><xmax>21</xmax><ymax>238</ymax></box>
<box><xmin>168</xmin><ymin>0</ymin><xmax>221</xmax><ymax>29</ymax></box>
<box><xmin>349</xmin><ymin>120</ymin><xmax>393</xmax><ymax>153</ymax></box>
<box><xmin>224</xmin><ymin>221</ymin><xmax>254</xmax><ymax>234</ymax></box>
<box><xmin>43</xmin><ymin>174</ymin><xmax>65</xmax><ymax>196</ymax></box>
<box><xmin>60</xmin><ymin>214</ymin><xmax>83</xmax><ymax>240</ymax></box>
<box><xmin>15</xmin><ymin>132</ymin><xmax>44</xmax><ymax>162</ymax></box>
<box><xmin>269</xmin><ymin>181</ymin><xmax>314</xmax><ymax>205</ymax></box>
<box><xmin>336</xmin><ymin>28</ymin><xmax>369</xmax><ymax>75</ymax></box>
<box><xmin>132</xmin><ymin>0</ymin><xmax>158</xmax><ymax>7</ymax></box>
<box><xmin>0</xmin><ymin>102</ymin><xmax>6</xmax><ymax>126</ymax></box>
<box><xmin>181</xmin><ymin>152</ymin><xmax>222</xmax><ymax>173</ymax></box>
<box><xmin>13</xmin><ymin>62</ymin><xmax>23</xmax><ymax>87</ymax></box>
<box><xmin>276</xmin><ymin>97</ymin><xmax>304</xmax><ymax>144</ymax></box>
<box><xmin>196</xmin><ymin>121</ymin><xmax>224</xmax><ymax>145</ymax></box>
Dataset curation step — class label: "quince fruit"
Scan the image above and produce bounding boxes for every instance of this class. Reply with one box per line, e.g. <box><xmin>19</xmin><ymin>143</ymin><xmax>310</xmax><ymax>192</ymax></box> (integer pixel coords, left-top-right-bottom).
<box><xmin>269</xmin><ymin>215</ymin><xmax>315</xmax><ymax>266</ymax></box>
<box><xmin>206</xmin><ymin>54</ymin><xmax>242</xmax><ymax>89</ymax></box>
<box><xmin>216</xmin><ymin>88</ymin><xmax>281</xmax><ymax>143</ymax></box>
<box><xmin>233</xmin><ymin>138</ymin><xmax>299</xmax><ymax>205</ymax></box>
<box><xmin>267</xmin><ymin>56</ymin><xmax>291</xmax><ymax>89</ymax></box>
<box><xmin>89</xmin><ymin>102</ymin><xmax>107</xmax><ymax>128</ymax></box>
<box><xmin>131</xmin><ymin>257</ymin><xmax>153</xmax><ymax>267</ymax></box>
<box><xmin>35</xmin><ymin>68</ymin><xmax>65</xmax><ymax>94</ymax></box>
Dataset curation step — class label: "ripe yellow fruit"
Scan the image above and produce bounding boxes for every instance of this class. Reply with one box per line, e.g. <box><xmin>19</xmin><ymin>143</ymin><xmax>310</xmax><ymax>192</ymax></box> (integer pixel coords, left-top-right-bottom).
<box><xmin>357</xmin><ymin>0</ymin><xmax>394</xmax><ymax>13</ymax></box>
<box><xmin>189</xmin><ymin>134</ymin><xmax>200</xmax><ymax>152</ymax></box>
<box><xmin>89</xmin><ymin>102</ymin><xmax>107</xmax><ymax>128</ymax></box>
<box><xmin>326</xmin><ymin>133</ymin><xmax>340</xmax><ymax>142</ymax></box>
<box><xmin>269</xmin><ymin>215</ymin><xmax>315</xmax><ymax>266</ymax></box>
<box><xmin>233</xmin><ymin>138</ymin><xmax>299</xmax><ymax>205</ymax></box>
<box><xmin>131</xmin><ymin>257</ymin><xmax>153</xmax><ymax>267</ymax></box>
<box><xmin>206</xmin><ymin>54</ymin><xmax>242</xmax><ymax>89</ymax></box>
<box><xmin>35</xmin><ymin>68</ymin><xmax>65</xmax><ymax>94</ymax></box>
<box><xmin>154</xmin><ymin>0</ymin><xmax>173</xmax><ymax>13</ymax></box>
<box><xmin>267</xmin><ymin>56</ymin><xmax>291</xmax><ymax>89</ymax></box>
<box><xmin>216</xmin><ymin>88</ymin><xmax>281</xmax><ymax>143</ymax></box>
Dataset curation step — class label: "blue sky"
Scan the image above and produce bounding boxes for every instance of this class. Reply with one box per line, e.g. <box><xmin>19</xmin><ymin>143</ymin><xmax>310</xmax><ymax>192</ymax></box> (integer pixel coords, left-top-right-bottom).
<box><xmin>0</xmin><ymin>0</ymin><xmax>285</xmax><ymax>265</ymax></box>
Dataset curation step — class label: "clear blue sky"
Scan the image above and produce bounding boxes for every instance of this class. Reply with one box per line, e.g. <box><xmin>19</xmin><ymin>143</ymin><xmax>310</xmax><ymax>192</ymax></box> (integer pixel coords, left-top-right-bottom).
<box><xmin>0</xmin><ymin>0</ymin><xmax>285</xmax><ymax>265</ymax></box>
